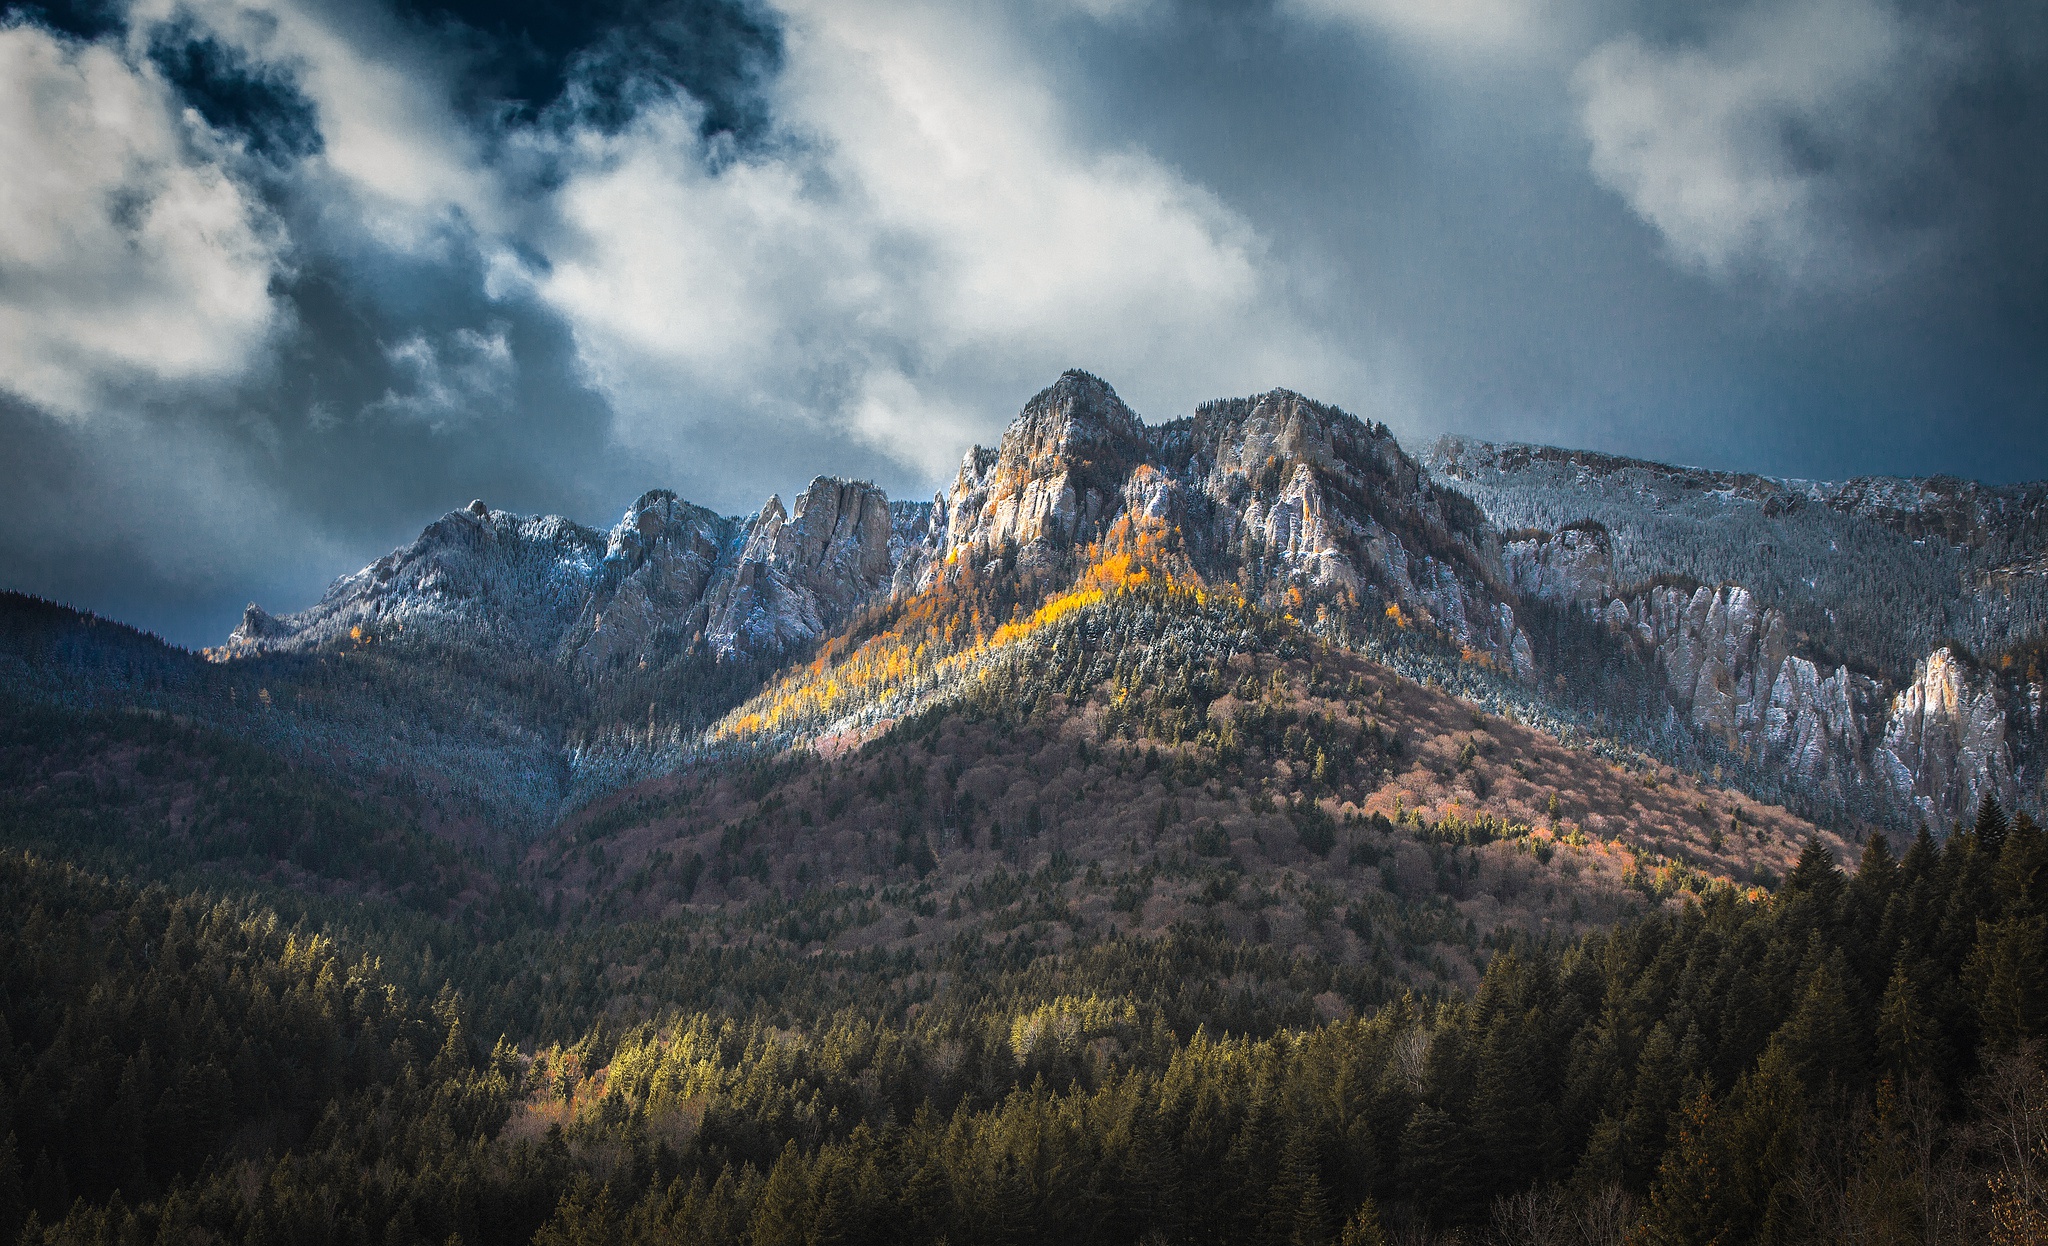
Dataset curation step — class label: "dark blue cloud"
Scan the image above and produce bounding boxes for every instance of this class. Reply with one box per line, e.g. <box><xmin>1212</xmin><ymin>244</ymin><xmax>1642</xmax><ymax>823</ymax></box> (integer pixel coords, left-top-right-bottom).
<box><xmin>149</xmin><ymin>25</ymin><xmax>325</xmax><ymax>160</ymax></box>
<box><xmin>397</xmin><ymin>0</ymin><xmax>782</xmax><ymax>139</ymax></box>
<box><xmin>0</xmin><ymin>0</ymin><xmax>123</xmax><ymax>40</ymax></box>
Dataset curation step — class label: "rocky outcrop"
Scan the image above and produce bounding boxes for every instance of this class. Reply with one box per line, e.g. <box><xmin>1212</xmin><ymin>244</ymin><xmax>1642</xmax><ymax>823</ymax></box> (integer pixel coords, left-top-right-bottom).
<box><xmin>213</xmin><ymin>373</ymin><xmax>2038</xmax><ymax>827</ymax></box>
<box><xmin>1503</xmin><ymin>523</ymin><xmax>1613</xmax><ymax>604</ymax></box>
<box><xmin>219</xmin><ymin>502</ymin><xmax>609</xmax><ymax>656</ymax></box>
<box><xmin>218</xmin><ymin>479</ymin><xmax>899</xmax><ymax>665</ymax></box>
<box><xmin>560</xmin><ymin>490</ymin><xmax>736</xmax><ymax>672</ymax></box>
<box><xmin>1458</xmin><ymin>482</ymin><xmax>2035</xmax><ymax>824</ymax></box>
<box><xmin>1875</xmin><ymin>648</ymin><xmax>2015</xmax><ymax>828</ymax></box>
<box><xmin>928</xmin><ymin>371</ymin><xmax>1152</xmax><ymax>571</ymax></box>
<box><xmin>1596</xmin><ymin>583</ymin><xmax>1883</xmax><ymax>800</ymax></box>
<box><xmin>918</xmin><ymin>373</ymin><xmax>1534</xmax><ymax>671</ymax></box>
<box><xmin>701</xmin><ymin>478</ymin><xmax>895</xmax><ymax>655</ymax></box>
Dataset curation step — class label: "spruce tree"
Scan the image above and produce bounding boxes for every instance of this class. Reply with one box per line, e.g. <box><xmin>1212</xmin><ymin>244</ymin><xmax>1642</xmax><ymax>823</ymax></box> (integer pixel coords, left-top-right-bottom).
<box><xmin>1979</xmin><ymin>794</ymin><xmax>2012</xmax><ymax>858</ymax></box>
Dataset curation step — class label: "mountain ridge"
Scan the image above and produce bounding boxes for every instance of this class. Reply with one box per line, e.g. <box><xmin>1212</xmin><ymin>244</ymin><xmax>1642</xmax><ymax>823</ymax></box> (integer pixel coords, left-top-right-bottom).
<box><xmin>16</xmin><ymin>371</ymin><xmax>2044</xmax><ymax>834</ymax></box>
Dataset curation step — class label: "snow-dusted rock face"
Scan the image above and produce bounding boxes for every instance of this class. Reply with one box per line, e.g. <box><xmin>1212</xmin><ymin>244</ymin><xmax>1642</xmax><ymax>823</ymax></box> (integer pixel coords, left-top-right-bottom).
<box><xmin>562</xmin><ymin>491</ymin><xmax>737</xmax><ymax>672</ymax></box>
<box><xmin>1595</xmin><ymin>583</ymin><xmax>1882</xmax><ymax>800</ymax></box>
<box><xmin>1431</xmin><ymin>434</ymin><xmax>2045</xmax><ymax>824</ymax></box>
<box><xmin>222</xmin><ymin>502</ymin><xmax>610</xmax><ymax>656</ymax></box>
<box><xmin>1876</xmin><ymin>647</ymin><xmax>2016</xmax><ymax>828</ymax></box>
<box><xmin>213</xmin><ymin>374</ymin><xmax>2039</xmax><ymax>827</ymax></box>
<box><xmin>917</xmin><ymin>373</ymin><xmax>1532</xmax><ymax>669</ymax></box>
<box><xmin>887</xmin><ymin>500</ymin><xmax>939</xmax><ymax>599</ymax></box>
<box><xmin>928</xmin><ymin>370</ymin><xmax>1152</xmax><ymax>571</ymax></box>
<box><xmin>220</xmin><ymin>479</ymin><xmax>900</xmax><ymax>665</ymax></box>
<box><xmin>701</xmin><ymin>478</ymin><xmax>896</xmax><ymax>656</ymax></box>
<box><xmin>1182</xmin><ymin>387</ymin><xmax>1526</xmax><ymax>665</ymax></box>
<box><xmin>1423</xmin><ymin>434</ymin><xmax>2048</xmax><ymax>675</ymax></box>
<box><xmin>1584</xmin><ymin>579</ymin><xmax>2035</xmax><ymax>826</ymax></box>
<box><xmin>228</xmin><ymin>375</ymin><xmax>1544</xmax><ymax>681</ymax></box>
<box><xmin>1503</xmin><ymin>523</ymin><xmax>1613</xmax><ymax>604</ymax></box>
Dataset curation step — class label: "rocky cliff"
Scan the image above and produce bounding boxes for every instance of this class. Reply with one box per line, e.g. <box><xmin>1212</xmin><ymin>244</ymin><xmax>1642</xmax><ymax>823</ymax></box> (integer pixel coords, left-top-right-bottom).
<box><xmin>1478</xmin><ymin>507</ymin><xmax>2038</xmax><ymax>828</ymax></box>
<box><xmin>218</xmin><ymin>477</ymin><xmax>899</xmax><ymax>665</ymax></box>
<box><xmin>916</xmin><ymin>373</ymin><xmax>1534</xmax><ymax>673</ymax></box>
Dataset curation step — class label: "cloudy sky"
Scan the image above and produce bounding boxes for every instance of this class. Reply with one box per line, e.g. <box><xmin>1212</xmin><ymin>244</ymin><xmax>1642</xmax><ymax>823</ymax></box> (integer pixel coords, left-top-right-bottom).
<box><xmin>2</xmin><ymin>0</ymin><xmax>2043</xmax><ymax>645</ymax></box>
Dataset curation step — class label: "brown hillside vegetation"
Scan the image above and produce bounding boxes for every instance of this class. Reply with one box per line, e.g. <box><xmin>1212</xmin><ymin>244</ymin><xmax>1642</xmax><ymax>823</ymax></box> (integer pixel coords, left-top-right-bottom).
<box><xmin>535</xmin><ymin>615</ymin><xmax>1844</xmax><ymax>997</ymax></box>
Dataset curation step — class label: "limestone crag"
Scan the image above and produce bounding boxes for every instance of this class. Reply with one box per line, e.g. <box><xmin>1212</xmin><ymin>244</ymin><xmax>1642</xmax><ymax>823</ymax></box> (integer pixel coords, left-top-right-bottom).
<box><xmin>701</xmin><ymin>478</ymin><xmax>895</xmax><ymax>656</ymax></box>
<box><xmin>925</xmin><ymin>371</ymin><xmax>1152</xmax><ymax>575</ymax></box>
<box><xmin>1423</xmin><ymin>434</ymin><xmax>2048</xmax><ymax>677</ymax></box>
<box><xmin>211</xmin><ymin>372</ymin><xmax>2040</xmax><ymax>826</ymax></box>
<box><xmin>1600</xmin><ymin>583</ymin><xmax>1883</xmax><ymax>800</ymax></box>
<box><xmin>1504</xmin><ymin>523</ymin><xmax>1613</xmax><ymax>604</ymax></box>
<box><xmin>1875</xmin><ymin>648</ymin><xmax>2016</xmax><ymax>828</ymax></box>
<box><xmin>1491</xmin><ymin>523</ymin><xmax>2029</xmax><ymax>824</ymax></box>
<box><xmin>887</xmin><ymin>500</ymin><xmax>939</xmax><ymax>599</ymax></box>
<box><xmin>918</xmin><ymin>374</ymin><xmax>1533</xmax><ymax>672</ymax></box>
<box><xmin>221</xmin><ymin>503</ymin><xmax>609</xmax><ymax>656</ymax></box>
<box><xmin>562</xmin><ymin>490</ymin><xmax>736</xmax><ymax>672</ymax></box>
<box><xmin>220</xmin><ymin>478</ymin><xmax>899</xmax><ymax>665</ymax></box>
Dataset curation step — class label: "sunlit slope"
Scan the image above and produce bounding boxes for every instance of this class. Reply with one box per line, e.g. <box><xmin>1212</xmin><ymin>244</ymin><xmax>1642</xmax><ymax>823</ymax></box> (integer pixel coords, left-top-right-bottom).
<box><xmin>537</xmin><ymin>521</ymin><xmax>1846</xmax><ymax>996</ymax></box>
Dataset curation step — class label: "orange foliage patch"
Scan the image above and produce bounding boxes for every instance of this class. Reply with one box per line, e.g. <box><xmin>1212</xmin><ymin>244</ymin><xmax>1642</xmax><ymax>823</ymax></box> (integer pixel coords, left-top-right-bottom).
<box><xmin>714</xmin><ymin>517</ymin><xmax>1219</xmax><ymax>745</ymax></box>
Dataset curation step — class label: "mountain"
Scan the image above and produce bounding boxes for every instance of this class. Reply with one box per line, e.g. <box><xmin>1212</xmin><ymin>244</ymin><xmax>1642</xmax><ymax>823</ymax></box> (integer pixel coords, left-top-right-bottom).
<box><xmin>217</xmin><ymin>475</ymin><xmax>899</xmax><ymax>664</ymax></box>
<box><xmin>12</xmin><ymin>372</ymin><xmax>2048</xmax><ymax>1246</ymax></box>
<box><xmin>1428</xmin><ymin>435</ymin><xmax>2048</xmax><ymax>828</ymax></box>
<box><xmin>13</xmin><ymin>370</ymin><xmax>2042</xmax><ymax>842</ymax></box>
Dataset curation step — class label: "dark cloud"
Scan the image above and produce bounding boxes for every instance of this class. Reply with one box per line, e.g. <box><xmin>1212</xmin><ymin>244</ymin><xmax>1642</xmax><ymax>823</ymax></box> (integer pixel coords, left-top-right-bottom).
<box><xmin>1049</xmin><ymin>0</ymin><xmax>2048</xmax><ymax>483</ymax></box>
<box><xmin>395</xmin><ymin>0</ymin><xmax>782</xmax><ymax>138</ymax></box>
<box><xmin>1</xmin><ymin>0</ymin><xmax>123</xmax><ymax>39</ymax></box>
<box><xmin>148</xmin><ymin>25</ymin><xmax>324</xmax><ymax>160</ymax></box>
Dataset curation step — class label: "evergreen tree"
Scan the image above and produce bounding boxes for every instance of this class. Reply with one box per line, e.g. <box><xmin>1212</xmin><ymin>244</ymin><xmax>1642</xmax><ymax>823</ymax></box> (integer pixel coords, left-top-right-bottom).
<box><xmin>1980</xmin><ymin>794</ymin><xmax>2013</xmax><ymax>858</ymax></box>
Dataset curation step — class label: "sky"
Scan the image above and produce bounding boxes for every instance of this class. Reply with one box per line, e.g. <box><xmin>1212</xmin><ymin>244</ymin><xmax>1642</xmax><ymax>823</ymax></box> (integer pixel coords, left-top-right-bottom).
<box><xmin>1</xmin><ymin>0</ymin><xmax>2043</xmax><ymax>646</ymax></box>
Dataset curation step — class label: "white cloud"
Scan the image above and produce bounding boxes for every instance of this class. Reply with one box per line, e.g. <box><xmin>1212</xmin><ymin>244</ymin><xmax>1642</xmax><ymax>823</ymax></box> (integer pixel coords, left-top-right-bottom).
<box><xmin>0</xmin><ymin>22</ymin><xmax>283</xmax><ymax>416</ymax></box>
<box><xmin>1574</xmin><ymin>0</ymin><xmax>1953</xmax><ymax>283</ymax></box>
<box><xmin>1284</xmin><ymin>0</ymin><xmax>1558</xmax><ymax>61</ymax></box>
<box><xmin>531</xmin><ymin>0</ymin><xmax>1360</xmax><ymax>492</ymax></box>
<box><xmin>129</xmin><ymin>0</ymin><xmax>503</xmax><ymax>250</ymax></box>
<box><xmin>366</xmin><ymin>323</ymin><xmax>515</xmax><ymax>428</ymax></box>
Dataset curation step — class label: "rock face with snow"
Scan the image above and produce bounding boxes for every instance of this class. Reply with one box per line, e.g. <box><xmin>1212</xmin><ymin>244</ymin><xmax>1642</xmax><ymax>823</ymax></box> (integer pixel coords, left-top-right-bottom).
<box><xmin>225</xmin><ymin>370</ymin><xmax>1543</xmax><ymax>679</ymax></box>
<box><xmin>1595</xmin><ymin>582</ymin><xmax>1883</xmax><ymax>802</ymax></box>
<box><xmin>701</xmin><ymin>478</ymin><xmax>896</xmax><ymax>656</ymax></box>
<box><xmin>1876</xmin><ymin>648</ymin><xmax>2016</xmax><ymax>828</ymax></box>
<box><xmin>220</xmin><ymin>479</ymin><xmax>899</xmax><ymax>665</ymax></box>
<box><xmin>1434</xmin><ymin>439</ymin><xmax>2046</xmax><ymax>826</ymax></box>
<box><xmin>222</xmin><ymin>502</ymin><xmax>611</xmax><ymax>656</ymax></box>
<box><xmin>1503</xmin><ymin>523</ymin><xmax>1613</xmax><ymax>604</ymax></box>
<box><xmin>213</xmin><ymin>372</ymin><xmax>2041</xmax><ymax>828</ymax></box>
<box><xmin>928</xmin><ymin>371</ymin><xmax>1152</xmax><ymax>565</ymax></box>
<box><xmin>918</xmin><ymin>373</ymin><xmax>1532</xmax><ymax>672</ymax></box>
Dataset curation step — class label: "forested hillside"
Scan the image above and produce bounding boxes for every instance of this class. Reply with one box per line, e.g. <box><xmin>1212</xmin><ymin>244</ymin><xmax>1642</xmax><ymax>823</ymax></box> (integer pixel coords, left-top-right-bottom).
<box><xmin>8</xmin><ymin>806</ymin><xmax>2048</xmax><ymax>1244</ymax></box>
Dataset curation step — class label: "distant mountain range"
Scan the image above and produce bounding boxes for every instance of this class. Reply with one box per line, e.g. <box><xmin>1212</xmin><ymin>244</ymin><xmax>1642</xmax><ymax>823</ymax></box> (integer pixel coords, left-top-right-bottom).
<box><xmin>4</xmin><ymin>369</ymin><xmax>2044</xmax><ymax>951</ymax></box>
<box><xmin>52</xmin><ymin>370</ymin><xmax>2012</xmax><ymax>835</ymax></box>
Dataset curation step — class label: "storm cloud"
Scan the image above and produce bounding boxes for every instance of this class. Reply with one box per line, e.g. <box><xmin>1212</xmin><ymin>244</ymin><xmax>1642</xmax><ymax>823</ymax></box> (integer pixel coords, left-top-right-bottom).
<box><xmin>0</xmin><ymin>0</ymin><xmax>2043</xmax><ymax>645</ymax></box>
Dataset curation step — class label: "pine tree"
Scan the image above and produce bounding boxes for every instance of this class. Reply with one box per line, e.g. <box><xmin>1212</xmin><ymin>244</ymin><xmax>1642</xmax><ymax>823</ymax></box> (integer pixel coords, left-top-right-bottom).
<box><xmin>1980</xmin><ymin>794</ymin><xmax>2013</xmax><ymax>858</ymax></box>
<box><xmin>1784</xmin><ymin>836</ymin><xmax>1845</xmax><ymax>909</ymax></box>
<box><xmin>750</xmin><ymin>1142</ymin><xmax>813</xmax><ymax>1246</ymax></box>
<box><xmin>1338</xmin><ymin>1198</ymin><xmax>1388</xmax><ymax>1246</ymax></box>
<box><xmin>1875</xmin><ymin>966</ymin><xmax>1939</xmax><ymax>1082</ymax></box>
<box><xmin>1638</xmin><ymin>1088</ymin><xmax>1726</xmax><ymax>1246</ymax></box>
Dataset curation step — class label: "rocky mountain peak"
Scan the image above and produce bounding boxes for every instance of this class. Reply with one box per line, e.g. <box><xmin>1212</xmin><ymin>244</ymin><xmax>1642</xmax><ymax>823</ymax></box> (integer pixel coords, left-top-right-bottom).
<box><xmin>934</xmin><ymin>371</ymin><xmax>1151</xmax><ymax>565</ymax></box>
<box><xmin>1191</xmin><ymin>388</ymin><xmax>1353</xmax><ymax>480</ymax></box>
